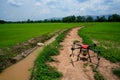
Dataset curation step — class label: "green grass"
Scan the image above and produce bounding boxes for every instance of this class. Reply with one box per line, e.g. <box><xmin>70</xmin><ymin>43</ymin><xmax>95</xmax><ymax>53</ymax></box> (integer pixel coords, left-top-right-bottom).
<box><xmin>31</xmin><ymin>29</ymin><xmax>69</xmax><ymax>80</ymax></box>
<box><xmin>112</xmin><ymin>68</ymin><xmax>120</xmax><ymax>78</ymax></box>
<box><xmin>0</xmin><ymin>23</ymin><xmax>81</xmax><ymax>47</ymax></box>
<box><xmin>0</xmin><ymin>23</ymin><xmax>82</xmax><ymax>72</ymax></box>
<box><xmin>90</xmin><ymin>65</ymin><xmax>106</xmax><ymax>80</ymax></box>
<box><xmin>79</xmin><ymin>22</ymin><xmax>120</xmax><ymax>63</ymax></box>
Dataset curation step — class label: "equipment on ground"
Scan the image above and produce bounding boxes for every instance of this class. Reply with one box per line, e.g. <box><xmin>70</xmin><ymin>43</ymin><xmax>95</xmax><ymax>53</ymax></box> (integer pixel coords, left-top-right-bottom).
<box><xmin>70</xmin><ymin>41</ymin><xmax>101</xmax><ymax>68</ymax></box>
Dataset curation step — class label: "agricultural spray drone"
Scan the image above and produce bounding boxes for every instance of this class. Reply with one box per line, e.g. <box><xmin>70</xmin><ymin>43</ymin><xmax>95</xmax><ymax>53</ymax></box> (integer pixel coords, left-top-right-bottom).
<box><xmin>70</xmin><ymin>40</ymin><xmax>101</xmax><ymax>68</ymax></box>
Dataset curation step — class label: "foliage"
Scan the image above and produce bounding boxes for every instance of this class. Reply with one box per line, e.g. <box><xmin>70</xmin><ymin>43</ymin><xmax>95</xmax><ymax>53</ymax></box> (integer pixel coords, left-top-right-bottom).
<box><xmin>0</xmin><ymin>20</ymin><xmax>6</xmax><ymax>24</ymax></box>
<box><xmin>1</xmin><ymin>14</ymin><xmax>120</xmax><ymax>24</ymax></box>
<box><xmin>108</xmin><ymin>14</ymin><xmax>120</xmax><ymax>22</ymax></box>
<box><xmin>94</xmin><ymin>72</ymin><xmax>106</xmax><ymax>80</ymax></box>
<box><xmin>32</xmin><ymin>44</ymin><xmax>62</xmax><ymax>80</ymax></box>
<box><xmin>62</xmin><ymin>15</ymin><xmax>76</xmax><ymax>22</ymax></box>
<box><xmin>31</xmin><ymin>29</ymin><xmax>69</xmax><ymax>80</ymax></box>
<box><xmin>76</xmin><ymin>16</ymin><xmax>86</xmax><ymax>22</ymax></box>
<box><xmin>86</xmin><ymin>16</ymin><xmax>94</xmax><ymax>22</ymax></box>
<box><xmin>0</xmin><ymin>47</ymin><xmax>15</xmax><ymax>72</ymax></box>
<box><xmin>112</xmin><ymin>68</ymin><xmax>120</xmax><ymax>78</ymax></box>
<box><xmin>95</xmin><ymin>16</ymin><xmax>107</xmax><ymax>22</ymax></box>
<box><xmin>78</xmin><ymin>22</ymin><xmax>120</xmax><ymax>62</ymax></box>
<box><xmin>90</xmin><ymin>65</ymin><xmax>106</xmax><ymax>80</ymax></box>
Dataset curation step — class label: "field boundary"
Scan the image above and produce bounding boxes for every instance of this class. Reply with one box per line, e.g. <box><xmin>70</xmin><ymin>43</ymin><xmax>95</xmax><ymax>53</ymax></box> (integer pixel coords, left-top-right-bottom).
<box><xmin>30</xmin><ymin>28</ymin><xmax>71</xmax><ymax>80</ymax></box>
<box><xmin>0</xmin><ymin>30</ymin><xmax>62</xmax><ymax>72</ymax></box>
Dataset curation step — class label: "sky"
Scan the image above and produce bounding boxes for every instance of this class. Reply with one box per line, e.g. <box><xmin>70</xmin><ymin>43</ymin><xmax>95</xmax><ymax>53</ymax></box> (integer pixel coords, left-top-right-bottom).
<box><xmin>0</xmin><ymin>0</ymin><xmax>120</xmax><ymax>21</ymax></box>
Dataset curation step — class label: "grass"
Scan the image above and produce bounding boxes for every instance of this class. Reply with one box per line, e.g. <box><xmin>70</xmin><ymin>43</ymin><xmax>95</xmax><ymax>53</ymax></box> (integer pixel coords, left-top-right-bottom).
<box><xmin>112</xmin><ymin>68</ymin><xmax>120</xmax><ymax>78</ymax></box>
<box><xmin>31</xmin><ymin>44</ymin><xmax>62</xmax><ymax>80</ymax></box>
<box><xmin>0</xmin><ymin>23</ymin><xmax>81</xmax><ymax>47</ymax></box>
<box><xmin>0</xmin><ymin>23</ymin><xmax>82</xmax><ymax>72</ymax></box>
<box><xmin>90</xmin><ymin>65</ymin><xmax>106</xmax><ymax>80</ymax></box>
<box><xmin>79</xmin><ymin>22</ymin><xmax>120</xmax><ymax>78</ymax></box>
<box><xmin>78</xmin><ymin>22</ymin><xmax>120</xmax><ymax>63</ymax></box>
<box><xmin>31</xmin><ymin>29</ymin><xmax>69</xmax><ymax>80</ymax></box>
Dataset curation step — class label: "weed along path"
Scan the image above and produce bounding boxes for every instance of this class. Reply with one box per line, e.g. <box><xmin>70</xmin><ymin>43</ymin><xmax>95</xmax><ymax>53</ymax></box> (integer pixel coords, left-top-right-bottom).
<box><xmin>49</xmin><ymin>27</ymin><xmax>120</xmax><ymax>80</ymax></box>
<box><xmin>0</xmin><ymin>35</ymin><xmax>58</xmax><ymax>80</ymax></box>
<box><xmin>49</xmin><ymin>27</ymin><xmax>95</xmax><ymax>80</ymax></box>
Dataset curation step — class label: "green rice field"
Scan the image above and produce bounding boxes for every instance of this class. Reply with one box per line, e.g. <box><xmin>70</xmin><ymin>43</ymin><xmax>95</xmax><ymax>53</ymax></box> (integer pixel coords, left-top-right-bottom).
<box><xmin>79</xmin><ymin>22</ymin><xmax>120</xmax><ymax>62</ymax></box>
<box><xmin>0</xmin><ymin>22</ymin><xmax>120</xmax><ymax>62</ymax></box>
<box><xmin>0</xmin><ymin>23</ymin><xmax>81</xmax><ymax>47</ymax></box>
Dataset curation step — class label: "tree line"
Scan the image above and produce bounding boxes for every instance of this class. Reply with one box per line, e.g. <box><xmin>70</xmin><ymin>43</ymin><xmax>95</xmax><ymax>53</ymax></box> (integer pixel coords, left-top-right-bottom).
<box><xmin>62</xmin><ymin>14</ymin><xmax>120</xmax><ymax>22</ymax></box>
<box><xmin>0</xmin><ymin>14</ymin><xmax>120</xmax><ymax>24</ymax></box>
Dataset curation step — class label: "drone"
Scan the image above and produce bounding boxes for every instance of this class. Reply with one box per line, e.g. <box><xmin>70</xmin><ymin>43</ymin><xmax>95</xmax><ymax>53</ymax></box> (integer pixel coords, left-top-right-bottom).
<box><xmin>70</xmin><ymin>40</ymin><xmax>101</xmax><ymax>68</ymax></box>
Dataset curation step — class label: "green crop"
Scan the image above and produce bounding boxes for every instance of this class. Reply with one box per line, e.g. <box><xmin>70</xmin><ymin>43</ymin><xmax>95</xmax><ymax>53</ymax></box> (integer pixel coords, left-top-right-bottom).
<box><xmin>0</xmin><ymin>23</ymin><xmax>82</xmax><ymax>47</ymax></box>
<box><xmin>79</xmin><ymin>22</ymin><xmax>120</xmax><ymax>62</ymax></box>
<box><xmin>79</xmin><ymin>22</ymin><xmax>120</xmax><ymax>79</ymax></box>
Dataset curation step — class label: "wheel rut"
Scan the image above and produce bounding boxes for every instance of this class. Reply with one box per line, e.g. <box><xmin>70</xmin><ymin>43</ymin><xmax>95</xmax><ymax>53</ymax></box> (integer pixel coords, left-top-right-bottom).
<box><xmin>49</xmin><ymin>27</ymin><xmax>119</xmax><ymax>80</ymax></box>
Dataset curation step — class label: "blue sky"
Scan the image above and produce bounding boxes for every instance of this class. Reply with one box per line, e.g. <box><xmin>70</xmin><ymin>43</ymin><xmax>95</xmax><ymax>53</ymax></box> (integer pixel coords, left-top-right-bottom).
<box><xmin>0</xmin><ymin>0</ymin><xmax>120</xmax><ymax>21</ymax></box>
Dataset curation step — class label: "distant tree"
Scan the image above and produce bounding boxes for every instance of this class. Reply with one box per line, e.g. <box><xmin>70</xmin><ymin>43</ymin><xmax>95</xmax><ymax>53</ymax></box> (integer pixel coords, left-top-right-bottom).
<box><xmin>95</xmin><ymin>16</ymin><xmax>107</xmax><ymax>22</ymax></box>
<box><xmin>108</xmin><ymin>15</ymin><xmax>112</xmax><ymax>22</ymax></box>
<box><xmin>95</xmin><ymin>16</ymin><xmax>100</xmax><ymax>22</ymax></box>
<box><xmin>62</xmin><ymin>15</ymin><xmax>76</xmax><ymax>23</ymax></box>
<box><xmin>81</xmin><ymin>16</ymin><xmax>86</xmax><ymax>22</ymax></box>
<box><xmin>43</xmin><ymin>19</ymin><xmax>50</xmax><ymax>22</ymax></box>
<box><xmin>76</xmin><ymin>16</ymin><xmax>86</xmax><ymax>22</ymax></box>
<box><xmin>27</xmin><ymin>19</ymin><xmax>31</xmax><ymax>23</ymax></box>
<box><xmin>86</xmin><ymin>16</ymin><xmax>93</xmax><ymax>22</ymax></box>
<box><xmin>108</xmin><ymin>14</ymin><xmax>120</xmax><ymax>22</ymax></box>
<box><xmin>100</xmin><ymin>16</ymin><xmax>107</xmax><ymax>22</ymax></box>
<box><xmin>76</xmin><ymin>16</ymin><xmax>82</xmax><ymax>22</ymax></box>
<box><xmin>0</xmin><ymin>20</ymin><xmax>6</xmax><ymax>24</ymax></box>
<box><xmin>71</xmin><ymin>15</ymin><xmax>76</xmax><ymax>22</ymax></box>
<box><xmin>62</xmin><ymin>17</ymin><xmax>68</xmax><ymax>22</ymax></box>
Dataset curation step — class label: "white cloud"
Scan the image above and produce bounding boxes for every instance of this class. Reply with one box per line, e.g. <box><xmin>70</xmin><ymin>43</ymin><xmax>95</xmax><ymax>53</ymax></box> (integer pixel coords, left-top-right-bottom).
<box><xmin>34</xmin><ymin>0</ymin><xmax>111</xmax><ymax>16</ymax></box>
<box><xmin>34</xmin><ymin>0</ymin><xmax>120</xmax><ymax>17</ymax></box>
<box><xmin>0</xmin><ymin>0</ymin><xmax>120</xmax><ymax>21</ymax></box>
<box><xmin>7</xmin><ymin>0</ymin><xmax>22</xmax><ymax>7</ymax></box>
<box><xmin>35</xmin><ymin>2</ymin><xmax>42</xmax><ymax>6</ymax></box>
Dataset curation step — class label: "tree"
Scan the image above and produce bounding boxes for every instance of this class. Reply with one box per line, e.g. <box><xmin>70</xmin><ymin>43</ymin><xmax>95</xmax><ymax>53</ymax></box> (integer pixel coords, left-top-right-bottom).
<box><xmin>0</xmin><ymin>20</ymin><xmax>6</xmax><ymax>24</ymax></box>
<box><xmin>95</xmin><ymin>16</ymin><xmax>107</xmax><ymax>22</ymax></box>
<box><xmin>70</xmin><ymin>15</ymin><xmax>76</xmax><ymax>22</ymax></box>
<box><xmin>100</xmin><ymin>16</ymin><xmax>107</xmax><ymax>22</ymax></box>
<box><xmin>76</xmin><ymin>16</ymin><xmax>82</xmax><ymax>22</ymax></box>
<box><xmin>86</xmin><ymin>16</ymin><xmax>93</xmax><ymax>22</ymax></box>
<box><xmin>81</xmin><ymin>16</ymin><xmax>86</xmax><ymax>22</ymax></box>
<box><xmin>108</xmin><ymin>14</ymin><xmax>120</xmax><ymax>22</ymax></box>
<box><xmin>62</xmin><ymin>15</ymin><xmax>76</xmax><ymax>22</ymax></box>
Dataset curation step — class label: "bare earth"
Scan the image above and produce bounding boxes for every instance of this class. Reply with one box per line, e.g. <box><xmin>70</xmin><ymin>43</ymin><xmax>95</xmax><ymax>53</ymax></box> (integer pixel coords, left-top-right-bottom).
<box><xmin>49</xmin><ymin>27</ymin><xmax>119</xmax><ymax>80</ymax></box>
<box><xmin>0</xmin><ymin>35</ymin><xmax>57</xmax><ymax>80</ymax></box>
<box><xmin>0</xmin><ymin>27</ymin><xmax>119</xmax><ymax>80</ymax></box>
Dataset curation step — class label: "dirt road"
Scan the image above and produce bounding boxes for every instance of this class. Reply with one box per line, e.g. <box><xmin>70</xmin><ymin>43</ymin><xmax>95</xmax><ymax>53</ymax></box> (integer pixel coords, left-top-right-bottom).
<box><xmin>0</xmin><ymin>27</ymin><xmax>119</xmax><ymax>80</ymax></box>
<box><xmin>0</xmin><ymin>35</ymin><xmax>57</xmax><ymax>80</ymax></box>
<box><xmin>50</xmin><ymin>27</ymin><xmax>119</xmax><ymax>80</ymax></box>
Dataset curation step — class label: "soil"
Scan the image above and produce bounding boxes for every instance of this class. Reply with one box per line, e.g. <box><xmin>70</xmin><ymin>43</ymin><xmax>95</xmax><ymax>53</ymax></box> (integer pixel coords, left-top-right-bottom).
<box><xmin>0</xmin><ymin>27</ymin><xmax>119</xmax><ymax>80</ymax></box>
<box><xmin>49</xmin><ymin>27</ymin><xmax>120</xmax><ymax>80</ymax></box>
<box><xmin>0</xmin><ymin>35</ymin><xmax>57</xmax><ymax>80</ymax></box>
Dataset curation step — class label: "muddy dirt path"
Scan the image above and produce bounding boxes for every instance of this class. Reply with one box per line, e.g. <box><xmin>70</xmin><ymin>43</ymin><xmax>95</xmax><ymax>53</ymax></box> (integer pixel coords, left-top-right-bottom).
<box><xmin>0</xmin><ymin>35</ymin><xmax>57</xmax><ymax>80</ymax></box>
<box><xmin>50</xmin><ymin>27</ymin><xmax>119</xmax><ymax>80</ymax></box>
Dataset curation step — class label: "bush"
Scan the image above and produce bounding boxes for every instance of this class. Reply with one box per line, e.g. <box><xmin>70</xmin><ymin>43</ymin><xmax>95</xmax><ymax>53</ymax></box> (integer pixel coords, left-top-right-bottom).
<box><xmin>112</xmin><ymin>68</ymin><xmax>120</xmax><ymax>78</ymax></box>
<box><xmin>90</xmin><ymin>65</ymin><xmax>105</xmax><ymax>80</ymax></box>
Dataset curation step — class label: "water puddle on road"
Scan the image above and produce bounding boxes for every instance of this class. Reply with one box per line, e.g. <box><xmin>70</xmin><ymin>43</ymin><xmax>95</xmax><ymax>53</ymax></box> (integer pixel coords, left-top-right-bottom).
<box><xmin>0</xmin><ymin>35</ymin><xmax>57</xmax><ymax>80</ymax></box>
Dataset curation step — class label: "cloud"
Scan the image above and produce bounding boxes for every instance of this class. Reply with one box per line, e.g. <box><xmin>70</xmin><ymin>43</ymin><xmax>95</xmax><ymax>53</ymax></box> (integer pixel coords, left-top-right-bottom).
<box><xmin>7</xmin><ymin>0</ymin><xmax>22</xmax><ymax>7</ymax></box>
<box><xmin>76</xmin><ymin>0</ymin><xmax>89</xmax><ymax>3</ymax></box>
<box><xmin>0</xmin><ymin>0</ymin><xmax>120</xmax><ymax>21</ymax></box>
<box><xmin>34</xmin><ymin>0</ymin><xmax>120</xmax><ymax>17</ymax></box>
